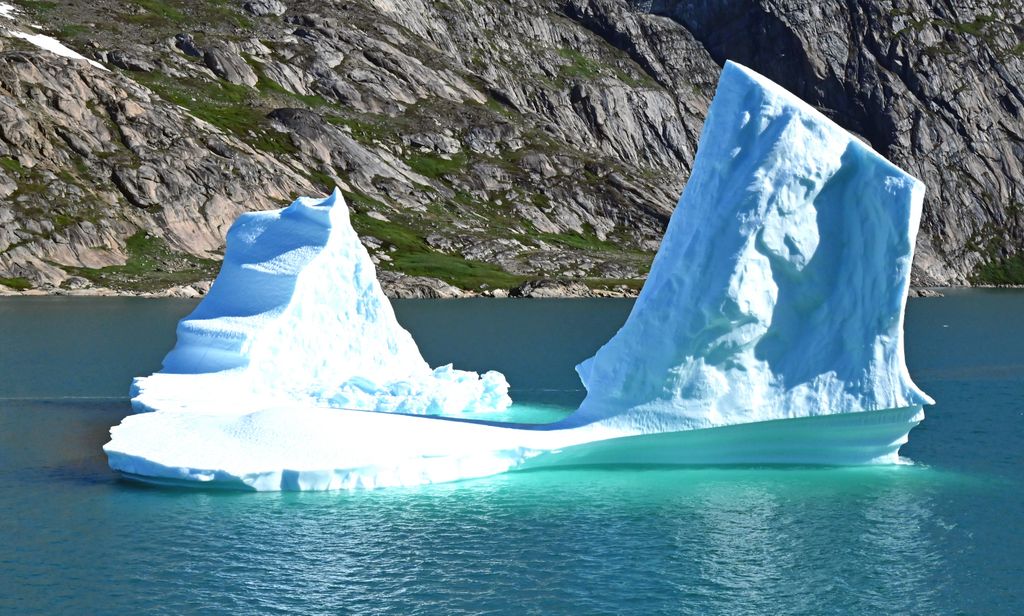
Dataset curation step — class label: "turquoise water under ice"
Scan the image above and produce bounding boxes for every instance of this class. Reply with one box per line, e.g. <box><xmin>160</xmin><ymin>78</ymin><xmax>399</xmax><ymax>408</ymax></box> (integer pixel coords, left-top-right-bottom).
<box><xmin>1</xmin><ymin>292</ymin><xmax>1022</xmax><ymax>614</ymax></box>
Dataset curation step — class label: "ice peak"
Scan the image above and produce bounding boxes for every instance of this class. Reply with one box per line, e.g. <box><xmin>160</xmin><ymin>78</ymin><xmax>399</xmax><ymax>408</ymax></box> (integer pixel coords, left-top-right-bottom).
<box><xmin>132</xmin><ymin>189</ymin><xmax>511</xmax><ymax>415</ymax></box>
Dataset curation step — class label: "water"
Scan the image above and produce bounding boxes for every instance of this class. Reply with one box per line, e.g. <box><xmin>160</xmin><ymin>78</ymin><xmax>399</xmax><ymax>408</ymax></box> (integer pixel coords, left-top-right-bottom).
<box><xmin>1</xmin><ymin>291</ymin><xmax>1022</xmax><ymax>614</ymax></box>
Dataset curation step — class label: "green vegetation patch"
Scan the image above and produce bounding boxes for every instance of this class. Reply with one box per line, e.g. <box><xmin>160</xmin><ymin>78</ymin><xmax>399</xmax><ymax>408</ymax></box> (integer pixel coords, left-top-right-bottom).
<box><xmin>351</xmin><ymin>210</ymin><xmax>430</xmax><ymax>253</ymax></box>
<box><xmin>0</xmin><ymin>157</ymin><xmax>24</xmax><ymax>174</ymax></box>
<box><xmin>345</xmin><ymin>188</ymin><xmax>391</xmax><ymax>211</ymax></box>
<box><xmin>51</xmin><ymin>213</ymin><xmax>77</xmax><ymax>231</ymax></box>
<box><xmin>9</xmin><ymin>172</ymin><xmax>48</xmax><ymax>199</ymax></box>
<box><xmin>951</xmin><ymin>14</ymin><xmax>996</xmax><ymax>36</ymax></box>
<box><xmin>973</xmin><ymin>254</ymin><xmax>1024</xmax><ymax>285</ymax></box>
<box><xmin>303</xmin><ymin>168</ymin><xmax>337</xmax><ymax>191</ymax></box>
<box><xmin>130</xmin><ymin>72</ymin><xmax>298</xmax><ymax>156</ymax></box>
<box><xmin>349</xmin><ymin>207</ymin><xmax>525</xmax><ymax>290</ymax></box>
<box><xmin>59</xmin><ymin>24</ymin><xmax>92</xmax><ymax>39</ymax></box>
<box><xmin>967</xmin><ymin>217</ymin><xmax>1024</xmax><ymax>285</ymax></box>
<box><xmin>131</xmin><ymin>72</ymin><xmax>258</xmax><ymax>134</ymax></box>
<box><xmin>613</xmin><ymin>66</ymin><xmax>656</xmax><ymax>88</ymax></box>
<box><xmin>557</xmin><ymin>48</ymin><xmax>603</xmax><ymax>80</ymax></box>
<box><xmin>67</xmin><ymin>231</ymin><xmax>220</xmax><ymax>292</ymax></box>
<box><xmin>13</xmin><ymin>1</ymin><xmax>57</xmax><ymax>12</ymax></box>
<box><xmin>0</xmin><ymin>277</ymin><xmax>33</xmax><ymax>291</ymax></box>
<box><xmin>203</xmin><ymin>0</ymin><xmax>254</xmax><ymax>29</ymax></box>
<box><xmin>391</xmin><ymin>252</ymin><xmax>526</xmax><ymax>290</ymax></box>
<box><xmin>404</xmin><ymin>152</ymin><xmax>467</xmax><ymax>179</ymax></box>
<box><xmin>251</xmin><ymin>130</ymin><xmax>299</xmax><ymax>156</ymax></box>
<box><xmin>326</xmin><ymin>115</ymin><xmax>394</xmax><ymax>145</ymax></box>
<box><xmin>128</xmin><ymin>0</ymin><xmax>185</xmax><ymax>24</ymax></box>
<box><xmin>483</xmin><ymin>96</ymin><xmax>513</xmax><ymax>117</ymax></box>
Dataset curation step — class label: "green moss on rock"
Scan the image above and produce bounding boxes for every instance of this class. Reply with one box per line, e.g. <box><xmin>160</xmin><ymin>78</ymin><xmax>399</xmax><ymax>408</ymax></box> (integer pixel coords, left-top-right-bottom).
<box><xmin>0</xmin><ymin>277</ymin><xmax>33</xmax><ymax>290</ymax></box>
<box><xmin>67</xmin><ymin>231</ymin><xmax>219</xmax><ymax>292</ymax></box>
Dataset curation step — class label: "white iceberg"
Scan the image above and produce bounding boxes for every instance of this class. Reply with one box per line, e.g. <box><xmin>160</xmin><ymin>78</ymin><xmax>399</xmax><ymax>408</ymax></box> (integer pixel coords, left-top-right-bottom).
<box><xmin>129</xmin><ymin>188</ymin><xmax>512</xmax><ymax>417</ymax></box>
<box><xmin>569</xmin><ymin>61</ymin><xmax>934</xmax><ymax>434</ymax></box>
<box><xmin>105</xmin><ymin>61</ymin><xmax>933</xmax><ymax>490</ymax></box>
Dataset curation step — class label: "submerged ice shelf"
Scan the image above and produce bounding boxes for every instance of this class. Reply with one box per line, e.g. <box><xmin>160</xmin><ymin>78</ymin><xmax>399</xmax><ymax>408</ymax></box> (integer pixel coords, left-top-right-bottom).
<box><xmin>108</xmin><ymin>407</ymin><xmax>925</xmax><ymax>491</ymax></box>
<box><xmin>105</xmin><ymin>61</ymin><xmax>933</xmax><ymax>490</ymax></box>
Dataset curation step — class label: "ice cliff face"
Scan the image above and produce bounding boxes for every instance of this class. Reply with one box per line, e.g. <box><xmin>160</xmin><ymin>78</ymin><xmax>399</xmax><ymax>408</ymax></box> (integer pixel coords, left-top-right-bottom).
<box><xmin>570</xmin><ymin>62</ymin><xmax>933</xmax><ymax>433</ymax></box>
<box><xmin>131</xmin><ymin>189</ymin><xmax>511</xmax><ymax>416</ymax></box>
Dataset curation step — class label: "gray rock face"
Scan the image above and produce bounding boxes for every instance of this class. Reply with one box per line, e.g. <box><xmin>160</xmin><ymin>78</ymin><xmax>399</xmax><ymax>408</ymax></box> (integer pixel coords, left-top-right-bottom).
<box><xmin>173</xmin><ymin>33</ymin><xmax>203</xmax><ymax>58</ymax></box>
<box><xmin>244</xmin><ymin>0</ymin><xmax>287</xmax><ymax>17</ymax></box>
<box><xmin>0</xmin><ymin>48</ymin><xmax>310</xmax><ymax>290</ymax></box>
<box><xmin>376</xmin><ymin>271</ymin><xmax>467</xmax><ymax>299</ymax></box>
<box><xmin>510</xmin><ymin>278</ymin><xmax>593</xmax><ymax>298</ymax></box>
<box><xmin>1</xmin><ymin>0</ymin><xmax>1021</xmax><ymax>295</ymax></box>
<box><xmin>203</xmin><ymin>45</ymin><xmax>258</xmax><ymax>87</ymax></box>
<box><xmin>106</xmin><ymin>50</ymin><xmax>156</xmax><ymax>73</ymax></box>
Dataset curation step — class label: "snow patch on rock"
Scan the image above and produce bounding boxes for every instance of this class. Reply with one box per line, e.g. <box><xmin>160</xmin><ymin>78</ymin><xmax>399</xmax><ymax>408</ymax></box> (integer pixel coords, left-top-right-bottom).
<box><xmin>3</xmin><ymin>27</ymin><xmax>107</xmax><ymax>71</ymax></box>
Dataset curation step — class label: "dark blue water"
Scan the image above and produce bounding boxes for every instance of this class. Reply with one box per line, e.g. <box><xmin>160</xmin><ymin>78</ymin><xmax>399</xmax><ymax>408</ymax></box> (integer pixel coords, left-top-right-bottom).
<box><xmin>1</xmin><ymin>292</ymin><xmax>1022</xmax><ymax>614</ymax></box>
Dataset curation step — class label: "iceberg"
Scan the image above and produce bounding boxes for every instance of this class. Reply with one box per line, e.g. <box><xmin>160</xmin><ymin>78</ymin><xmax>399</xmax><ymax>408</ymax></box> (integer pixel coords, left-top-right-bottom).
<box><xmin>129</xmin><ymin>188</ymin><xmax>512</xmax><ymax>417</ymax></box>
<box><xmin>105</xmin><ymin>61</ymin><xmax>933</xmax><ymax>490</ymax></box>
<box><xmin>568</xmin><ymin>62</ymin><xmax>934</xmax><ymax>434</ymax></box>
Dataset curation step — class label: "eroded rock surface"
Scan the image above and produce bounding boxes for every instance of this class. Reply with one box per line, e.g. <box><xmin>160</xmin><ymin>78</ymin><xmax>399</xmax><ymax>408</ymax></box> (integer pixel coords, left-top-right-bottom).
<box><xmin>0</xmin><ymin>0</ymin><xmax>1020</xmax><ymax>294</ymax></box>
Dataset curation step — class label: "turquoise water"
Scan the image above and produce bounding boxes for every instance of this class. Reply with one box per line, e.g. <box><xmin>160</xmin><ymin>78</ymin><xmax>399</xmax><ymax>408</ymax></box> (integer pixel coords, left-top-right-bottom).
<box><xmin>1</xmin><ymin>292</ymin><xmax>1022</xmax><ymax>613</ymax></box>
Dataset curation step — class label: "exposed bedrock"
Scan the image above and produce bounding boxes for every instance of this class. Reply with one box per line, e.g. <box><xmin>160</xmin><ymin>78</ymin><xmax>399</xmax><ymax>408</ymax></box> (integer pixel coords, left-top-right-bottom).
<box><xmin>1</xmin><ymin>0</ymin><xmax>1021</xmax><ymax>293</ymax></box>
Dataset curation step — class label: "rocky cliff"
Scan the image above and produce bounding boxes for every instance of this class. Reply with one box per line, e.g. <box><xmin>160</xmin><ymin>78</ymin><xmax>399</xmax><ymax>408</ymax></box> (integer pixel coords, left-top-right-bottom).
<box><xmin>0</xmin><ymin>0</ymin><xmax>1020</xmax><ymax>296</ymax></box>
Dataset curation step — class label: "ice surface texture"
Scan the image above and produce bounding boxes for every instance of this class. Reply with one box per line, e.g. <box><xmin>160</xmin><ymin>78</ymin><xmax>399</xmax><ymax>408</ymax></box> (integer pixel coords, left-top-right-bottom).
<box><xmin>130</xmin><ymin>189</ymin><xmax>511</xmax><ymax>416</ymax></box>
<box><xmin>105</xmin><ymin>62</ymin><xmax>931</xmax><ymax>490</ymax></box>
<box><xmin>570</xmin><ymin>61</ymin><xmax>933</xmax><ymax>433</ymax></box>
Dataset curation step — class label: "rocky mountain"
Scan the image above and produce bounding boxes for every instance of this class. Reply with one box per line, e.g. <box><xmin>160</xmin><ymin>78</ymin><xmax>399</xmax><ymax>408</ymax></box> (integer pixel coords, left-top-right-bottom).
<box><xmin>0</xmin><ymin>0</ymin><xmax>1020</xmax><ymax>296</ymax></box>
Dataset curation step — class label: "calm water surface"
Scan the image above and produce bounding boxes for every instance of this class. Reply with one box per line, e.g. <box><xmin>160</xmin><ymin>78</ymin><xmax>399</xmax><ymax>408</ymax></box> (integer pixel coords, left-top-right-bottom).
<box><xmin>0</xmin><ymin>292</ymin><xmax>1022</xmax><ymax>614</ymax></box>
